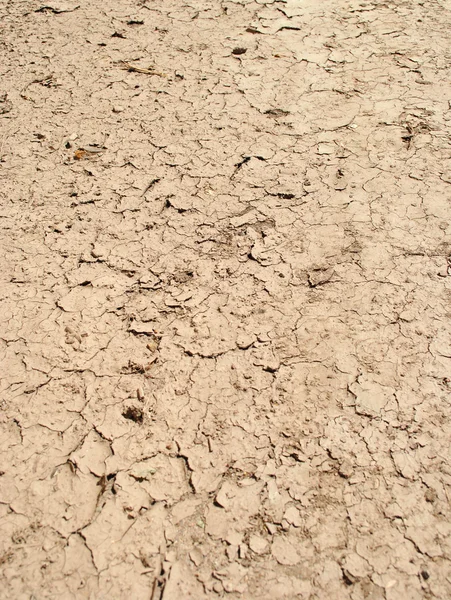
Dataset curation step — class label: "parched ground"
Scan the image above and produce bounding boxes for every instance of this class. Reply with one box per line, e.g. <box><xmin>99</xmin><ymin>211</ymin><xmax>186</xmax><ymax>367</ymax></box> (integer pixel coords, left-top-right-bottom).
<box><xmin>1</xmin><ymin>0</ymin><xmax>451</xmax><ymax>598</ymax></box>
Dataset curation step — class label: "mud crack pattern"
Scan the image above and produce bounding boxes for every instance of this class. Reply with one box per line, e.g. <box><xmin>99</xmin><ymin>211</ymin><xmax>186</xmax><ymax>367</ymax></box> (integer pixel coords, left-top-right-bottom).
<box><xmin>1</xmin><ymin>0</ymin><xmax>451</xmax><ymax>598</ymax></box>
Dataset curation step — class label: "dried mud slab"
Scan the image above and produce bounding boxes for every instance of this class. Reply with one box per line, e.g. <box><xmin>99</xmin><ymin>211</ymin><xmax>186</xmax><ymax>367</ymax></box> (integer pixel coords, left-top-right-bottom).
<box><xmin>1</xmin><ymin>0</ymin><xmax>451</xmax><ymax>598</ymax></box>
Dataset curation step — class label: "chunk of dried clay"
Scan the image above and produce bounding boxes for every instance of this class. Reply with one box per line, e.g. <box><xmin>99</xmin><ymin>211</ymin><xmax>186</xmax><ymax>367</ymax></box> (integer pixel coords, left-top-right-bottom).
<box><xmin>424</xmin><ymin>488</ymin><xmax>436</xmax><ymax>503</ymax></box>
<box><xmin>342</xmin><ymin>552</ymin><xmax>370</xmax><ymax>580</ymax></box>
<box><xmin>391</xmin><ymin>451</ymin><xmax>419</xmax><ymax>480</ymax></box>
<box><xmin>317</xmin><ymin>143</ymin><xmax>335</xmax><ymax>155</ymax></box>
<box><xmin>283</xmin><ymin>505</ymin><xmax>303</xmax><ymax>527</ymax></box>
<box><xmin>334</xmin><ymin>173</ymin><xmax>348</xmax><ymax>190</ymax></box>
<box><xmin>349</xmin><ymin>380</ymin><xmax>392</xmax><ymax>417</ymax></box>
<box><xmin>308</xmin><ymin>267</ymin><xmax>335</xmax><ymax>287</ymax></box>
<box><xmin>214</xmin><ymin>563</ymin><xmax>248</xmax><ymax>593</ymax></box>
<box><xmin>189</xmin><ymin>548</ymin><xmax>203</xmax><ymax>566</ymax></box>
<box><xmin>271</xmin><ymin>536</ymin><xmax>300</xmax><ymax>565</ymax></box>
<box><xmin>437</xmin><ymin>267</ymin><xmax>449</xmax><ymax>277</ymax></box>
<box><xmin>338</xmin><ymin>459</ymin><xmax>354</xmax><ymax>479</ymax></box>
<box><xmin>249</xmin><ymin>535</ymin><xmax>269</xmax><ymax>555</ymax></box>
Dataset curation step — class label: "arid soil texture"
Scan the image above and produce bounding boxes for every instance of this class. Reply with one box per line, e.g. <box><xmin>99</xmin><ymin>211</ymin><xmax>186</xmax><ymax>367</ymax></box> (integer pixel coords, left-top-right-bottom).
<box><xmin>1</xmin><ymin>0</ymin><xmax>451</xmax><ymax>598</ymax></box>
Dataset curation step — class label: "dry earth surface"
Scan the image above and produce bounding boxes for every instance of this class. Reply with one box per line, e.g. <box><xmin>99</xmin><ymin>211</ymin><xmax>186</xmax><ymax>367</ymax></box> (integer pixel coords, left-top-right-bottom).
<box><xmin>1</xmin><ymin>0</ymin><xmax>451</xmax><ymax>598</ymax></box>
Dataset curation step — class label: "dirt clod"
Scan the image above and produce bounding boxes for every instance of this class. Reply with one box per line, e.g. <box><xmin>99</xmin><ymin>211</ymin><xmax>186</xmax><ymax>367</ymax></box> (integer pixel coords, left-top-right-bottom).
<box><xmin>1</xmin><ymin>0</ymin><xmax>451</xmax><ymax>598</ymax></box>
<box><xmin>122</xmin><ymin>406</ymin><xmax>144</xmax><ymax>423</ymax></box>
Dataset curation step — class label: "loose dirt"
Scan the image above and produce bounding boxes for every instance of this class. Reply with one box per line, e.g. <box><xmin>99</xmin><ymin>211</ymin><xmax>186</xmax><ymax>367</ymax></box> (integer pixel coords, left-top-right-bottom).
<box><xmin>1</xmin><ymin>0</ymin><xmax>451</xmax><ymax>598</ymax></box>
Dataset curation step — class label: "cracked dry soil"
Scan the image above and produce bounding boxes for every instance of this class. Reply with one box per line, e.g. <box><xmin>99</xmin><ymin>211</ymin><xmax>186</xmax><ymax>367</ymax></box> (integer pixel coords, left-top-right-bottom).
<box><xmin>1</xmin><ymin>0</ymin><xmax>451</xmax><ymax>598</ymax></box>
